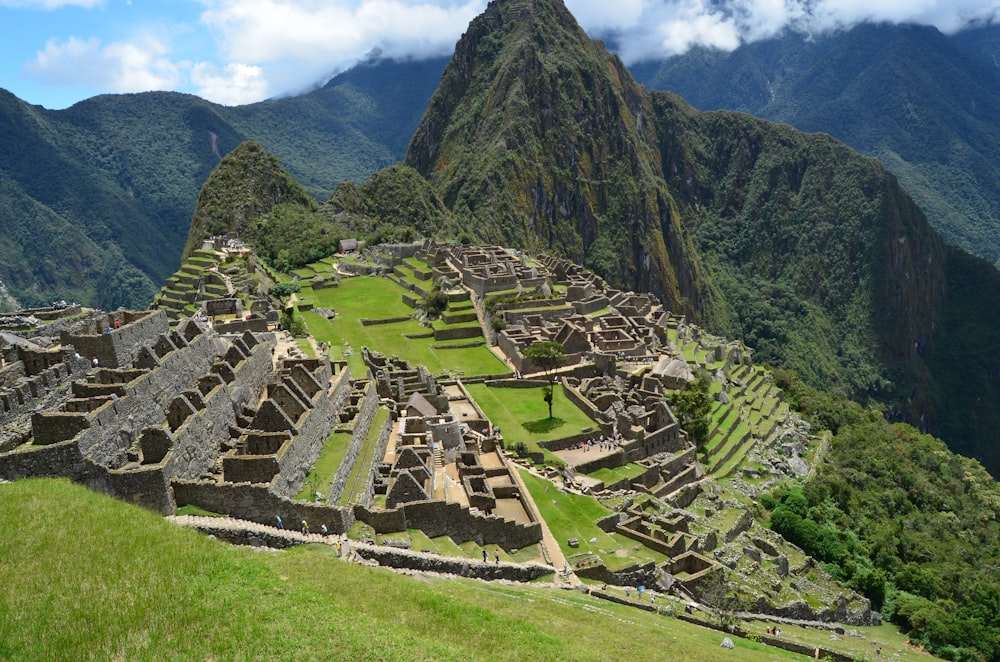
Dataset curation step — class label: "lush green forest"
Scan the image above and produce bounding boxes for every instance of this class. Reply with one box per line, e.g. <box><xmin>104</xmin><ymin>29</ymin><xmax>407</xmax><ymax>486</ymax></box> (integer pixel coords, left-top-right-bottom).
<box><xmin>768</xmin><ymin>372</ymin><xmax>1000</xmax><ymax>661</ymax></box>
<box><xmin>631</xmin><ymin>22</ymin><xmax>1000</xmax><ymax>269</ymax></box>
<box><xmin>0</xmin><ymin>57</ymin><xmax>443</xmax><ymax>309</ymax></box>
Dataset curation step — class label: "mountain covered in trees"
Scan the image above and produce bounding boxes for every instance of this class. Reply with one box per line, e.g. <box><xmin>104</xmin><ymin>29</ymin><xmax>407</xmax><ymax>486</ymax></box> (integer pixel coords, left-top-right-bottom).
<box><xmin>630</xmin><ymin>22</ymin><xmax>1000</xmax><ymax>269</ymax></box>
<box><xmin>0</xmin><ymin>56</ymin><xmax>442</xmax><ymax>310</ymax></box>
<box><xmin>7</xmin><ymin>18</ymin><xmax>1000</xmax><ymax>313</ymax></box>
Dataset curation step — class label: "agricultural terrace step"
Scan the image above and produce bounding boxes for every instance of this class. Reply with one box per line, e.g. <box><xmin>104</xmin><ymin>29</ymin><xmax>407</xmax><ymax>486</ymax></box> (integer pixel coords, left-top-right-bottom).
<box><xmin>710</xmin><ymin>430</ymin><xmax>756</xmax><ymax>475</ymax></box>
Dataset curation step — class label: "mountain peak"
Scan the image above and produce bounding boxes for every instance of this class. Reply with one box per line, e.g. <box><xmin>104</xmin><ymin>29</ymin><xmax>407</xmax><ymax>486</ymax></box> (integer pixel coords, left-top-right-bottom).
<box><xmin>406</xmin><ymin>0</ymin><xmax>707</xmax><ymax>316</ymax></box>
<box><xmin>183</xmin><ymin>141</ymin><xmax>314</xmax><ymax>259</ymax></box>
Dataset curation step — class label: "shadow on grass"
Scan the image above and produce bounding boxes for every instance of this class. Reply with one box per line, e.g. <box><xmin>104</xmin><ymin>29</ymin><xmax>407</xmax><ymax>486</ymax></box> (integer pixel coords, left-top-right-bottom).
<box><xmin>522</xmin><ymin>417</ymin><xmax>567</xmax><ymax>434</ymax></box>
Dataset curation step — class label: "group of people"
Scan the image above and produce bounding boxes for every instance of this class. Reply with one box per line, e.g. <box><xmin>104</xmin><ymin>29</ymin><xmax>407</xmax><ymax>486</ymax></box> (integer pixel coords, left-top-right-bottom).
<box><xmin>50</xmin><ymin>300</ymin><xmax>69</xmax><ymax>310</ymax></box>
<box><xmin>570</xmin><ymin>433</ymin><xmax>623</xmax><ymax>453</ymax></box>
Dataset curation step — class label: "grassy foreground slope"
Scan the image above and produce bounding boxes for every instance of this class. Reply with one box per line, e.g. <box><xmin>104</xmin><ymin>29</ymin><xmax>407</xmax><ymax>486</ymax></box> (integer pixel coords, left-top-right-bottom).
<box><xmin>0</xmin><ymin>478</ymin><xmax>801</xmax><ymax>661</ymax></box>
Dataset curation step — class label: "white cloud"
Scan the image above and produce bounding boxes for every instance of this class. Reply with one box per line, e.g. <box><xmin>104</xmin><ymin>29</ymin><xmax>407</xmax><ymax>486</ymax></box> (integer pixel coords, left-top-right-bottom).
<box><xmin>22</xmin><ymin>35</ymin><xmax>181</xmax><ymax>92</ymax></box>
<box><xmin>562</xmin><ymin>0</ymin><xmax>649</xmax><ymax>33</ymax></box>
<box><xmin>575</xmin><ymin>0</ymin><xmax>1000</xmax><ymax>64</ymax></box>
<box><xmin>13</xmin><ymin>0</ymin><xmax>1000</xmax><ymax>107</ymax></box>
<box><xmin>0</xmin><ymin>0</ymin><xmax>103</xmax><ymax>8</ymax></box>
<box><xmin>191</xmin><ymin>61</ymin><xmax>267</xmax><ymax>105</ymax></box>
<box><xmin>197</xmin><ymin>0</ymin><xmax>486</xmax><ymax>97</ymax></box>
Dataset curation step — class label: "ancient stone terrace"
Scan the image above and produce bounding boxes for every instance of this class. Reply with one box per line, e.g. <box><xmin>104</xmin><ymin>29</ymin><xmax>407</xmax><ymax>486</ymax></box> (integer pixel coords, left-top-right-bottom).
<box><xmin>431</xmin><ymin>244</ymin><xmax>549</xmax><ymax>299</ymax></box>
<box><xmin>0</xmin><ymin>312</ymin><xmax>279</xmax><ymax>512</ymax></box>
<box><xmin>358</xmin><ymin>349</ymin><xmax>543</xmax><ymax>550</ymax></box>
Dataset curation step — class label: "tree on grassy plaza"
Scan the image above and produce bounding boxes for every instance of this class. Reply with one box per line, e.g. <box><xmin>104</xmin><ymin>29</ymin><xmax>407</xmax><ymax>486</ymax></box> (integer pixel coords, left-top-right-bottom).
<box><xmin>524</xmin><ymin>341</ymin><xmax>565</xmax><ymax>418</ymax></box>
<box><xmin>668</xmin><ymin>369</ymin><xmax>712</xmax><ymax>446</ymax></box>
<box><xmin>268</xmin><ymin>282</ymin><xmax>301</xmax><ymax>306</ymax></box>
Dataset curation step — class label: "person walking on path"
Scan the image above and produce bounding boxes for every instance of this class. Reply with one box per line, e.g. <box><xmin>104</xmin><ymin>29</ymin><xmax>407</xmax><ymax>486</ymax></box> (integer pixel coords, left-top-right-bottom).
<box><xmin>276</xmin><ymin>515</ymin><xmax>283</xmax><ymax>529</ymax></box>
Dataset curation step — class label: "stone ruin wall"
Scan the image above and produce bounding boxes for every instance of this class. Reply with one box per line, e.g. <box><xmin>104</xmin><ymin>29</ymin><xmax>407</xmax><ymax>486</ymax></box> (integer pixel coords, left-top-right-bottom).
<box><xmin>269</xmin><ymin>363</ymin><xmax>343</xmax><ymax>499</ymax></box>
<box><xmin>325</xmin><ymin>379</ymin><xmax>377</xmax><ymax>505</ymax></box>
<box><xmin>62</xmin><ymin>310</ymin><xmax>170</xmax><ymax>369</ymax></box>
<box><xmin>357</xmin><ymin>412</ymin><xmax>395</xmax><ymax>508</ymax></box>
<box><xmin>0</xmin><ymin>323</ymin><xmax>280</xmax><ymax>514</ymax></box>
<box><xmin>355</xmin><ymin>499</ymin><xmax>542</xmax><ymax>552</ymax></box>
<box><xmin>0</xmin><ymin>355</ymin><xmax>90</xmax><ymax>433</ymax></box>
<box><xmin>73</xmin><ymin>331</ymin><xmax>218</xmax><ymax>466</ymax></box>
<box><xmin>349</xmin><ymin>544</ymin><xmax>552</xmax><ymax>582</ymax></box>
<box><xmin>172</xmin><ymin>480</ymin><xmax>355</xmax><ymax>534</ymax></box>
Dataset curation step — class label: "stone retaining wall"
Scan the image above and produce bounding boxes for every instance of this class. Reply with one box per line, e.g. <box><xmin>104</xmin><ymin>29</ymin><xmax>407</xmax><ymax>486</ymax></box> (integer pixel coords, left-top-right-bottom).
<box><xmin>360</xmin><ymin>316</ymin><xmax>413</xmax><ymax>326</ymax></box>
<box><xmin>351</xmin><ymin>544</ymin><xmax>553</xmax><ymax>581</ymax></box>
<box><xmin>172</xmin><ymin>480</ymin><xmax>354</xmax><ymax>533</ymax></box>
<box><xmin>358</xmin><ymin>413</ymin><xmax>394</xmax><ymax>507</ymax></box>
<box><xmin>433</xmin><ymin>325</ymin><xmax>483</xmax><ymax>341</ymax></box>
<box><xmin>61</xmin><ymin>310</ymin><xmax>170</xmax><ymax>369</ymax></box>
<box><xmin>574</xmin><ymin>561</ymin><xmax>660</xmax><ymax>587</ymax></box>
<box><xmin>355</xmin><ymin>499</ymin><xmax>542</xmax><ymax>552</ymax></box>
<box><xmin>270</xmin><ymin>365</ymin><xmax>341</xmax><ymax>499</ymax></box>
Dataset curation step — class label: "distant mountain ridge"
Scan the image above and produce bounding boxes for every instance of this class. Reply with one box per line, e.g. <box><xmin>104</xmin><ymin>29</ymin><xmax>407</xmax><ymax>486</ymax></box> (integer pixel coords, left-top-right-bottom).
<box><xmin>0</xmin><ymin>56</ymin><xmax>446</xmax><ymax>309</ymax></box>
<box><xmin>630</xmin><ymin>22</ymin><xmax>1000</xmax><ymax>268</ymax></box>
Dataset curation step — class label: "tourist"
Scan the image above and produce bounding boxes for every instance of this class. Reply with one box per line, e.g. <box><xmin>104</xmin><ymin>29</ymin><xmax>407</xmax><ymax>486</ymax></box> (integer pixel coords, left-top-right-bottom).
<box><xmin>321</xmin><ymin>524</ymin><xmax>328</xmax><ymax>536</ymax></box>
<box><xmin>495</xmin><ymin>552</ymin><xmax>500</xmax><ymax>564</ymax></box>
<box><xmin>483</xmin><ymin>549</ymin><xmax>488</xmax><ymax>562</ymax></box>
<box><xmin>276</xmin><ymin>515</ymin><xmax>283</xmax><ymax>529</ymax></box>
<box><xmin>336</xmin><ymin>540</ymin><xmax>342</xmax><ymax>556</ymax></box>
<box><xmin>302</xmin><ymin>520</ymin><xmax>309</xmax><ymax>534</ymax></box>
<box><xmin>91</xmin><ymin>356</ymin><xmax>99</xmax><ymax>368</ymax></box>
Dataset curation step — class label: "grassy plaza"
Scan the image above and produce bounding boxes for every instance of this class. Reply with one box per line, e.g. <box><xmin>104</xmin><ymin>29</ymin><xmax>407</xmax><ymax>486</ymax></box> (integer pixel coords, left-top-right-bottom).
<box><xmin>296</xmin><ymin>275</ymin><xmax>506</xmax><ymax>378</ymax></box>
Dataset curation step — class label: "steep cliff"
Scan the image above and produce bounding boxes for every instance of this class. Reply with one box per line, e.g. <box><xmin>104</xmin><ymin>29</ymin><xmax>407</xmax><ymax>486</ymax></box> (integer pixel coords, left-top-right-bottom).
<box><xmin>406</xmin><ymin>0</ymin><xmax>710</xmax><ymax>319</ymax></box>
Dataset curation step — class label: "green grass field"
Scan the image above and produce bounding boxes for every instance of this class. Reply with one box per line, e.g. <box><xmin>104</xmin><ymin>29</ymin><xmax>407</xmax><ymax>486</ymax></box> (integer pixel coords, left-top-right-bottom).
<box><xmin>0</xmin><ymin>478</ymin><xmax>820</xmax><ymax>662</ymax></box>
<box><xmin>585</xmin><ymin>463</ymin><xmax>647</xmax><ymax>485</ymax></box>
<box><xmin>296</xmin><ymin>431</ymin><xmax>354</xmax><ymax>501</ymax></box>
<box><xmin>464</xmin><ymin>384</ymin><xmax>596</xmax><ymax>458</ymax></box>
<box><xmin>297</xmin><ymin>276</ymin><xmax>505</xmax><ymax>378</ymax></box>
<box><xmin>518</xmin><ymin>470</ymin><xmax>668</xmax><ymax>571</ymax></box>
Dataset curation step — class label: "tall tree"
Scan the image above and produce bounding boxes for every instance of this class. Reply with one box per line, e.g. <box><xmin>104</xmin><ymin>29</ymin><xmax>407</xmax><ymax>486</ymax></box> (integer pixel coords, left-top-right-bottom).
<box><xmin>523</xmin><ymin>341</ymin><xmax>565</xmax><ymax>418</ymax></box>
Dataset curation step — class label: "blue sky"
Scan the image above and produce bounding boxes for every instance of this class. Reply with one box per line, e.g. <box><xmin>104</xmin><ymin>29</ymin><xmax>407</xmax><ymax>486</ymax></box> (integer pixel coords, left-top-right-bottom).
<box><xmin>3</xmin><ymin>0</ymin><xmax>998</xmax><ymax>110</ymax></box>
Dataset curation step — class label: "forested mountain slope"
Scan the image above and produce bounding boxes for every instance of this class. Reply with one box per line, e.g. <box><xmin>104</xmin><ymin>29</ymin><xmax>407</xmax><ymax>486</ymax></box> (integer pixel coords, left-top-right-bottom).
<box><xmin>631</xmin><ymin>23</ymin><xmax>1000</xmax><ymax>268</ymax></box>
<box><xmin>0</xmin><ymin>57</ymin><xmax>442</xmax><ymax>309</ymax></box>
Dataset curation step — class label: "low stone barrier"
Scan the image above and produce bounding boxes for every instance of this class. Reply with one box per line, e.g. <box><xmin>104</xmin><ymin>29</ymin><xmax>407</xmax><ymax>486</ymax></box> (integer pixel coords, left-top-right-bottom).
<box><xmin>360</xmin><ymin>316</ymin><xmax>412</xmax><ymax>326</ymax></box>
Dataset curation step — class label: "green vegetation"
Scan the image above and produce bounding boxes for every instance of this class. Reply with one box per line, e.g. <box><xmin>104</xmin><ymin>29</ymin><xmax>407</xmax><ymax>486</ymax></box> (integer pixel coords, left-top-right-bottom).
<box><xmin>522</xmin><ymin>340</ymin><xmax>565</xmax><ymax>418</ymax></box>
<box><xmin>338</xmin><ymin>407</ymin><xmax>390</xmax><ymax>507</ymax></box>
<box><xmin>325</xmin><ymin>164</ymin><xmax>452</xmax><ymax>243</ymax></box>
<box><xmin>769</xmin><ymin>371</ymin><xmax>1000</xmax><ymax>660</ymax></box>
<box><xmin>585</xmin><ymin>463</ymin><xmax>647</xmax><ymax>485</ymax></box>
<box><xmin>465</xmin><ymin>384</ymin><xmax>595</xmax><ymax>460</ymax></box>
<box><xmin>3</xmin><ymin>478</ymin><xmax>813</xmax><ymax>661</ymax></box>
<box><xmin>298</xmin><ymin>275</ymin><xmax>505</xmax><ymax>378</ymax></box>
<box><xmin>634</xmin><ymin>23</ymin><xmax>1000</xmax><ymax>267</ymax></box>
<box><xmin>667</xmin><ymin>370</ymin><xmax>712</xmax><ymax>446</ymax></box>
<box><xmin>518</xmin><ymin>470</ymin><xmax>666</xmax><ymax>571</ymax></box>
<box><xmin>405</xmin><ymin>0</ymin><xmax>707</xmax><ymax>317</ymax></box>
<box><xmin>296</xmin><ymin>431</ymin><xmax>353</xmax><ymax>502</ymax></box>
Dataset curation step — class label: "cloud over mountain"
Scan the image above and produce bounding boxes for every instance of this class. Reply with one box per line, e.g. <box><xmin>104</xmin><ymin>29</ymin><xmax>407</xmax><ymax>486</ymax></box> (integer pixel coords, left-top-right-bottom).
<box><xmin>9</xmin><ymin>0</ymin><xmax>1000</xmax><ymax>106</ymax></box>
